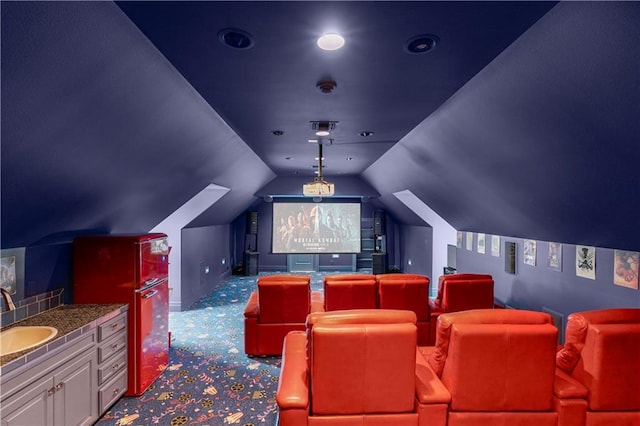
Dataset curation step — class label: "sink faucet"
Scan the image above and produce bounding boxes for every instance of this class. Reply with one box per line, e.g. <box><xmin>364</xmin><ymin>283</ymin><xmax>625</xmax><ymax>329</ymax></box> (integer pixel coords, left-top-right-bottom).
<box><xmin>1</xmin><ymin>288</ymin><xmax>16</xmax><ymax>311</ymax></box>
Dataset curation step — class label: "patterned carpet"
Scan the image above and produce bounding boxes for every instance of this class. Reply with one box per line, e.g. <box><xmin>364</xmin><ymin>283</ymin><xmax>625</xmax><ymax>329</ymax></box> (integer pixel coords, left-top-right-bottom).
<box><xmin>95</xmin><ymin>272</ymin><xmax>329</xmax><ymax>426</ymax></box>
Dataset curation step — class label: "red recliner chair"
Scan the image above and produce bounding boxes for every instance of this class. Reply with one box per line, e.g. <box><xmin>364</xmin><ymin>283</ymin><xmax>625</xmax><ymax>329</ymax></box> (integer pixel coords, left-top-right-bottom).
<box><xmin>556</xmin><ymin>308</ymin><xmax>640</xmax><ymax>426</ymax></box>
<box><xmin>428</xmin><ymin>273</ymin><xmax>494</xmax><ymax>345</ymax></box>
<box><xmin>243</xmin><ymin>274</ymin><xmax>323</xmax><ymax>356</ymax></box>
<box><xmin>416</xmin><ymin>309</ymin><xmax>587</xmax><ymax>426</ymax></box>
<box><xmin>323</xmin><ymin>273</ymin><xmax>377</xmax><ymax>311</ymax></box>
<box><xmin>376</xmin><ymin>273</ymin><xmax>431</xmax><ymax>345</ymax></box>
<box><xmin>276</xmin><ymin>309</ymin><xmax>423</xmax><ymax>425</ymax></box>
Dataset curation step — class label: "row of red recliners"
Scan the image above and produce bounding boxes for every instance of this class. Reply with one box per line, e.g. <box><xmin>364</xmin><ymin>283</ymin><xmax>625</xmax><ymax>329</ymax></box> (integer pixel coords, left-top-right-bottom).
<box><xmin>324</xmin><ymin>272</ymin><xmax>494</xmax><ymax>346</ymax></box>
<box><xmin>244</xmin><ymin>272</ymin><xmax>495</xmax><ymax>355</ymax></box>
<box><xmin>276</xmin><ymin>307</ymin><xmax>640</xmax><ymax>426</ymax></box>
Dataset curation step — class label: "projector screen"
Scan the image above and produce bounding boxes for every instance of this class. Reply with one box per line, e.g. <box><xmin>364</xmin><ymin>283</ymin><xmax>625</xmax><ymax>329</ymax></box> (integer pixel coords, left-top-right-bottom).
<box><xmin>272</xmin><ymin>202</ymin><xmax>361</xmax><ymax>254</ymax></box>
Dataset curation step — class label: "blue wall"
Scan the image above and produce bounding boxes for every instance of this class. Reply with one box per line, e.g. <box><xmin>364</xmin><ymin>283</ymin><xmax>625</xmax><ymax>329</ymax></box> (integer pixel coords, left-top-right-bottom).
<box><xmin>457</xmin><ymin>233</ymin><xmax>640</xmax><ymax>337</ymax></box>
<box><xmin>180</xmin><ymin>225</ymin><xmax>232</xmax><ymax>310</ymax></box>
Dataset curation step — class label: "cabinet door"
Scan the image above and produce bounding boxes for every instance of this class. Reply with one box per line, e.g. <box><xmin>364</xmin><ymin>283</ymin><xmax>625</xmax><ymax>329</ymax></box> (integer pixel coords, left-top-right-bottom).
<box><xmin>53</xmin><ymin>351</ymin><xmax>97</xmax><ymax>426</ymax></box>
<box><xmin>1</xmin><ymin>376</ymin><xmax>54</xmax><ymax>426</ymax></box>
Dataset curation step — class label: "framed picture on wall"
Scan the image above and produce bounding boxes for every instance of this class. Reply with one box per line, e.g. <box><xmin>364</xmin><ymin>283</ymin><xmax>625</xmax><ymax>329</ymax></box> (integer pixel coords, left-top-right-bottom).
<box><xmin>457</xmin><ymin>231</ymin><xmax>463</xmax><ymax>248</ymax></box>
<box><xmin>576</xmin><ymin>245</ymin><xmax>596</xmax><ymax>280</ymax></box>
<box><xmin>547</xmin><ymin>242</ymin><xmax>562</xmax><ymax>271</ymax></box>
<box><xmin>1</xmin><ymin>247</ymin><xmax>25</xmax><ymax>299</ymax></box>
<box><xmin>504</xmin><ymin>241</ymin><xmax>516</xmax><ymax>274</ymax></box>
<box><xmin>613</xmin><ymin>250</ymin><xmax>639</xmax><ymax>290</ymax></box>
<box><xmin>491</xmin><ymin>235</ymin><xmax>500</xmax><ymax>257</ymax></box>
<box><xmin>477</xmin><ymin>233</ymin><xmax>486</xmax><ymax>254</ymax></box>
<box><xmin>466</xmin><ymin>232</ymin><xmax>473</xmax><ymax>251</ymax></box>
<box><xmin>523</xmin><ymin>239</ymin><xmax>537</xmax><ymax>266</ymax></box>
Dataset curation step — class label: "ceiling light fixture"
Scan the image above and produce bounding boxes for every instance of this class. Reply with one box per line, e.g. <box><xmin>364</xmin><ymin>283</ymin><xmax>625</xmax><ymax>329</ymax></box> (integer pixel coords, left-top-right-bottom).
<box><xmin>404</xmin><ymin>34</ymin><xmax>439</xmax><ymax>54</ymax></box>
<box><xmin>317</xmin><ymin>80</ymin><xmax>337</xmax><ymax>94</ymax></box>
<box><xmin>218</xmin><ymin>28</ymin><xmax>255</xmax><ymax>50</ymax></box>
<box><xmin>272</xmin><ymin>130</ymin><xmax>285</xmax><ymax>136</ymax></box>
<box><xmin>317</xmin><ymin>33</ymin><xmax>345</xmax><ymax>51</ymax></box>
<box><xmin>311</xmin><ymin>121</ymin><xmax>337</xmax><ymax>137</ymax></box>
<box><xmin>358</xmin><ymin>131</ymin><xmax>375</xmax><ymax>137</ymax></box>
<box><xmin>303</xmin><ymin>143</ymin><xmax>335</xmax><ymax>197</ymax></box>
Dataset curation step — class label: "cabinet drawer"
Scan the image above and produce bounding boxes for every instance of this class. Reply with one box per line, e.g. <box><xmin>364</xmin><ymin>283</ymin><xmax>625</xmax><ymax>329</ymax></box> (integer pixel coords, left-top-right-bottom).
<box><xmin>98</xmin><ymin>351</ymin><xmax>126</xmax><ymax>385</ymax></box>
<box><xmin>99</xmin><ymin>371</ymin><xmax>127</xmax><ymax>414</ymax></box>
<box><xmin>98</xmin><ymin>313</ymin><xmax>127</xmax><ymax>342</ymax></box>
<box><xmin>98</xmin><ymin>332</ymin><xmax>127</xmax><ymax>363</ymax></box>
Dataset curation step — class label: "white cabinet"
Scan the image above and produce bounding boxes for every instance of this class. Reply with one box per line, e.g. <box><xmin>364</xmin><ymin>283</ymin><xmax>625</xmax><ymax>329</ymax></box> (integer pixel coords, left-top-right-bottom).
<box><xmin>0</xmin><ymin>308</ymin><xmax>127</xmax><ymax>426</ymax></box>
<box><xmin>1</xmin><ymin>336</ymin><xmax>96</xmax><ymax>426</ymax></box>
<box><xmin>96</xmin><ymin>311</ymin><xmax>127</xmax><ymax>413</ymax></box>
<box><xmin>0</xmin><ymin>375</ymin><xmax>52</xmax><ymax>426</ymax></box>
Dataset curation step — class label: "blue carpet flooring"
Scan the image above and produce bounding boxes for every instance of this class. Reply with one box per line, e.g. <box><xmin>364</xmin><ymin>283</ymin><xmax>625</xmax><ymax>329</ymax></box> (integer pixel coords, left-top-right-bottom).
<box><xmin>95</xmin><ymin>272</ymin><xmax>330</xmax><ymax>426</ymax></box>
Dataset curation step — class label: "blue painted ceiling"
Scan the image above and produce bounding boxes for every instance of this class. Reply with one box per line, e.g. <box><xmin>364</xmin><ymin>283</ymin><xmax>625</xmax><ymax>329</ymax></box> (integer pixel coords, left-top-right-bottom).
<box><xmin>2</xmin><ymin>2</ymin><xmax>639</xmax><ymax>251</ymax></box>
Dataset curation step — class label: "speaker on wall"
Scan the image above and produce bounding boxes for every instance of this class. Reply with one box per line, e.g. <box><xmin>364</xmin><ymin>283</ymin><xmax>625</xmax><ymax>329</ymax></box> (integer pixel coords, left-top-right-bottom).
<box><xmin>373</xmin><ymin>211</ymin><xmax>385</xmax><ymax>235</ymax></box>
<box><xmin>246</xmin><ymin>211</ymin><xmax>258</xmax><ymax>235</ymax></box>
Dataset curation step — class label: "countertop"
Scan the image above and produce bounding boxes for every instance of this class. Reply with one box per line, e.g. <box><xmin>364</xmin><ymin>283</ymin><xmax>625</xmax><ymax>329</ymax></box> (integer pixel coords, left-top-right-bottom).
<box><xmin>0</xmin><ymin>304</ymin><xmax>127</xmax><ymax>374</ymax></box>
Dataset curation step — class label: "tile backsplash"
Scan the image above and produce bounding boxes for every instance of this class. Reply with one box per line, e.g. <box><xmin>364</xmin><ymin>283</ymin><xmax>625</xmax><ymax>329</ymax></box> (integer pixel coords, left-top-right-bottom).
<box><xmin>1</xmin><ymin>289</ymin><xmax>64</xmax><ymax>328</ymax></box>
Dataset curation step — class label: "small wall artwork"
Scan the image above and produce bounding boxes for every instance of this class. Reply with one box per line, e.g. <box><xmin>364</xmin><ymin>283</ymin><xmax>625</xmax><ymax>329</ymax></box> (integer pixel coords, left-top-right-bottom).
<box><xmin>523</xmin><ymin>239</ymin><xmax>537</xmax><ymax>266</ymax></box>
<box><xmin>457</xmin><ymin>231</ymin><xmax>463</xmax><ymax>248</ymax></box>
<box><xmin>547</xmin><ymin>242</ymin><xmax>562</xmax><ymax>272</ymax></box>
<box><xmin>613</xmin><ymin>250</ymin><xmax>639</xmax><ymax>290</ymax></box>
<box><xmin>466</xmin><ymin>232</ymin><xmax>473</xmax><ymax>251</ymax></box>
<box><xmin>576</xmin><ymin>245</ymin><xmax>596</xmax><ymax>280</ymax></box>
<box><xmin>491</xmin><ymin>235</ymin><xmax>500</xmax><ymax>257</ymax></box>
<box><xmin>477</xmin><ymin>233</ymin><xmax>486</xmax><ymax>254</ymax></box>
<box><xmin>505</xmin><ymin>241</ymin><xmax>517</xmax><ymax>274</ymax></box>
<box><xmin>0</xmin><ymin>255</ymin><xmax>17</xmax><ymax>295</ymax></box>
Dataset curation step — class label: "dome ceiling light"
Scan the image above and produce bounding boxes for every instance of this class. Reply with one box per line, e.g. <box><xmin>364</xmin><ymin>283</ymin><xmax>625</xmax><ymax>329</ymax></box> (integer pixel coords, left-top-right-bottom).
<box><xmin>317</xmin><ymin>33</ymin><xmax>345</xmax><ymax>51</ymax></box>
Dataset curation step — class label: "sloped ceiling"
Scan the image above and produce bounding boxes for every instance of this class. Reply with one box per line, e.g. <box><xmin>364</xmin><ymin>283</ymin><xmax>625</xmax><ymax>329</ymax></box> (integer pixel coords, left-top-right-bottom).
<box><xmin>2</xmin><ymin>1</ymin><xmax>639</xmax><ymax>253</ymax></box>
<box><xmin>1</xmin><ymin>1</ymin><xmax>274</xmax><ymax>248</ymax></box>
<box><xmin>364</xmin><ymin>2</ymin><xmax>640</xmax><ymax>251</ymax></box>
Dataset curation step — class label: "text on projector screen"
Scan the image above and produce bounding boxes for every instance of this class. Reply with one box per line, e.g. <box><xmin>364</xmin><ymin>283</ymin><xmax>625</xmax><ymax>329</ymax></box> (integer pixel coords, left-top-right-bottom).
<box><xmin>272</xmin><ymin>202</ymin><xmax>361</xmax><ymax>254</ymax></box>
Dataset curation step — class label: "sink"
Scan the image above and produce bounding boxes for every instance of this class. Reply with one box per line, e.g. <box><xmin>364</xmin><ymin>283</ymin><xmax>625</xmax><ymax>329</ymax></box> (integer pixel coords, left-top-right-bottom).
<box><xmin>0</xmin><ymin>326</ymin><xmax>59</xmax><ymax>356</ymax></box>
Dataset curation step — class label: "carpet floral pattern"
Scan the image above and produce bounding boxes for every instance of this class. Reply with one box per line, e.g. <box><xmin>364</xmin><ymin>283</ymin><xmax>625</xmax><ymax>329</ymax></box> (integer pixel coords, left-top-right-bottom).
<box><xmin>95</xmin><ymin>272</ymin><xmax>328</xmax><ymax>426</ymax></box>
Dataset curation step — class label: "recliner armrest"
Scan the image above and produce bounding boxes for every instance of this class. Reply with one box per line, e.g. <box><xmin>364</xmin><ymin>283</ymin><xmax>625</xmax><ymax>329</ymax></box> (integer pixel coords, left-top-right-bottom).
<box><xmin>310</xmin><ymin>291</ymin><xmax>325</xmax><ymax>313</ymax></box>
<box><xmin>415</xmin><ymin>348</ymin><xmax>451</xmax><ymax>404</ymax></box>
<box><xmin>554</xmin><ymin>368</ymin><xmax>588</xmax><ymax>399</ymax></box>
<box><xmin>243</xmin><ymin>291</ymin><xmax>259</xmax><ymax>318</ymax></box>
<box><xmin>276</xmin><ymin>331</ymin><xmax>309</xmax><ymax>410</ymax></box>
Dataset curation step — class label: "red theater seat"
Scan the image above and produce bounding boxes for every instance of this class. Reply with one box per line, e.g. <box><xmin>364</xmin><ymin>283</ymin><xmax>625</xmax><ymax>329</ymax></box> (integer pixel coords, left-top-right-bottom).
<box><xmin>428</xmin><ymin>273</ymin><xmax>494</xmax><ymax>345</ymax></box>
<box><xmin>243</xmin><ymin>274</ymin><xmax>323</xmax><ymax>356</ymax></box>
<box><xmin>277</xmin><ymin>309</ymin><xmax>428</xmax><ymax>425</ymax></box>
<box><xmin>323</xmin><ymin>273</ymin><xmax>377</xmax><ymax>311</ymax></box>
<box><xmin>556</xmin><ymin>308</ymin><xmax>640</xmax><ymax>426</ymax></box>
<box><xmin>377</xmin><ymin>273</ymin><xmax>431</xmax><ymax>345</ymax></box>
<box><xmin>417</xmin><ymin>309</ymin><xmax>587</xmax><ymax>426</ymax></box>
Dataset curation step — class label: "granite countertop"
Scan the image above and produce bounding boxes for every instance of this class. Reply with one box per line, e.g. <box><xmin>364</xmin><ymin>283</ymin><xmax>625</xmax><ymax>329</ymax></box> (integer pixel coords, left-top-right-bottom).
<box><xmin>0</xmin><ymin>304</ymin><xmax>127</xmax><ymax>373</ymax></box>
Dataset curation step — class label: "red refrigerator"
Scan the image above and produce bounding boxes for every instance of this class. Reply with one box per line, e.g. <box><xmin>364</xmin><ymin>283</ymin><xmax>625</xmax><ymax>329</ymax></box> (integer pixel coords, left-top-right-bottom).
<box><xmin>73</xmin><ymin>233</ymin><xmax>170</xmax><ymax>396</ymax></box>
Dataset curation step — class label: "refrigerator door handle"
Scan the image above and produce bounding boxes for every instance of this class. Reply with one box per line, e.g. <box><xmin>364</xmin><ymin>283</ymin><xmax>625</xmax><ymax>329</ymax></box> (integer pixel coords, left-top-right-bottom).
<box><xmin>138</xmin><ymin>277</ymin><xmax>168</xmax><ymax>292</ymax></box>
<box><xmin>142</xmin><ymin>277</ymin><xmax>160</xmax><ymax>287</ymax></box>
<box><xmin>142</xmin><ymin>289</ymin><xmax>159</xmax><ymax>299</ymax></box>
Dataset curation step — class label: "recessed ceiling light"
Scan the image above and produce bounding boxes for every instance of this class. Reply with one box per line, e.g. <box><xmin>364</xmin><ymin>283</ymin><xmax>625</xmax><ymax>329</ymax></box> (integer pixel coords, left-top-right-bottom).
<box><xmin>346</xmin><ymin>157</ymin><xmax>353</xmax><ymax>161</ymax></box>
<box><xmin>315</xmin><ymin>130</ymin><xmax>330</xmax><ymax>137</ymax></box>
<box><xmin>308</xmin><ymin>139</ymin><xmax>318</xmax><ymax>143</ymax></box>
<box><xmin>404</xmin><ymin>34</ymin><xmax>439</xmax><ymax>54</ymax></box>
<box><xmin>317</xmin><ymin>33</ymin><xmax>345</xmax><ymax>51</ymax></box>
<box><xmin>285</xmin><ymin>156</ymin><xmax>293</xmax><ymax>160</ymax></box>
<box><xmin>218</xmin><ymin>28</ymin><xmax>254</xmax><ymax>50</ymax></box>
<box><xmin>358</xmin><ymin>131</ymin><xmax>375</xmax><ymax>137</ymax></box>
<box><xmin>272</xmin><ymin>130</ymin><xmax>285</xmax><ymax>136</ymax></box>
